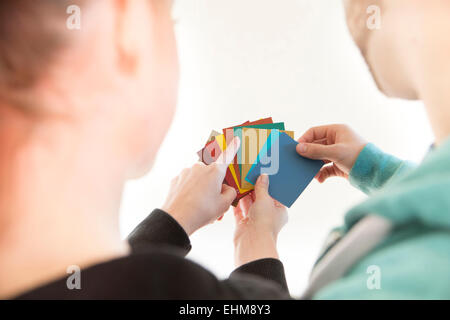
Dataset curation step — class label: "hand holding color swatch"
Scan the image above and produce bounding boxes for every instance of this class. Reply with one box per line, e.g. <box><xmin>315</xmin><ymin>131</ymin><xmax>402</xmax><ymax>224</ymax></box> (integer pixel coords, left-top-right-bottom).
<box><xmin>198</xmin><ymin>118</ymin><xmax>323</xmax><ymax>208</ymax></box>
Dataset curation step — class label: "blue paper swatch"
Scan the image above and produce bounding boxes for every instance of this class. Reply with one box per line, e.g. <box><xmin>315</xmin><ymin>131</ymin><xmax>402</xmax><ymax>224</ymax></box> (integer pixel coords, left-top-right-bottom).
<box><xmin>246</xmin><ymin>130</ymin><xmax>324</xmax><ymax>208</ymax></box>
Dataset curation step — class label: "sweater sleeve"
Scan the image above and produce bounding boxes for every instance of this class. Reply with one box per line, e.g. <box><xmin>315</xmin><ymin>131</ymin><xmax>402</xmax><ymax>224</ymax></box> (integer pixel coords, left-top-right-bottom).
<box><xmin>127</xmin><ymin>209</ymin><xmax>192</xmax><ymax>256</ymax></box>
<box><xmin>349</xmin><ymin>143</ymin><xmax>416</xmax><ymax>195</ymax></box>
<box><xmin>127</xmin><ymin>211</ymin><xmax>289</xmax><ymax>296</ymax></box>
<box><xmin>230</xmin><ymin>258</ymin><xmax>289</xmax><ymax>292</ymax></box>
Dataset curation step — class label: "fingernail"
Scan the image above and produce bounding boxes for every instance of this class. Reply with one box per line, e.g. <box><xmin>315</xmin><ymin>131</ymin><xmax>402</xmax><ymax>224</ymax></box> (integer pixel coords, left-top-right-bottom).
<box><xmin>297</xmin><ymin>143</ymin><xmax>307</xmax><ymax>153</ymax></box>
<box><xmin>259</xmin><ymin>174</ymin><xmax>269</xmax><ymax>185</ymax></box>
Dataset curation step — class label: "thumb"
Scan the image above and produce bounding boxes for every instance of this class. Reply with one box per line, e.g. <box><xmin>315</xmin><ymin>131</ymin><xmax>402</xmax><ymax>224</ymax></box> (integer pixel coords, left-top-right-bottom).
<box><xmin>220</xmin><ymin>184</ymin><xmax>237</xmax><ymax>208</ymax></box>
<box><xmin>254</xmin><ymin>174</ymin><xmax>270</xmax><ymax>200</ymax></box>
<box><xmin>296</xmin><ymin>142</ymin><xmax>340</xmax><ymax>161</ymax></box>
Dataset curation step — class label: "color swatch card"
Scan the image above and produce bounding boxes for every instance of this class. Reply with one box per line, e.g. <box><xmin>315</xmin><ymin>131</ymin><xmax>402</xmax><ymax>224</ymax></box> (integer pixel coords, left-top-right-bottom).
<box><xmin>246</xmin><ymin>130</ymin><xmax>324</xmax><ymax>208</ymax></box>
<box><xmin>240</xmin><ymin>128</ymin><xmax>294</xmax><ymax>189</ymax></box>
<box><xmin>198</xmin><ymin>118</ymin><xmax>323</xmax><ymax>207</ymax></box>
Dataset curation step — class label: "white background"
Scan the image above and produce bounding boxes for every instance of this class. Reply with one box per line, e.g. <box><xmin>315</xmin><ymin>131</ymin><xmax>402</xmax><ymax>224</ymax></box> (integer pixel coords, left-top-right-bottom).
<box><xmin>120</xmin><ymin>0</ymin><xmax>434</xmax><ymax>297</ymax></box>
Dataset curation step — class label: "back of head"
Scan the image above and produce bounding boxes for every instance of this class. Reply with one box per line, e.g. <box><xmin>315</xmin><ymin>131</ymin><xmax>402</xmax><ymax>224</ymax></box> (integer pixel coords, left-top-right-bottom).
<box><xmin>0</xmin><ymin>1</ymin><xmax>85</xmax><ymax>111</ymax></box>
<box><xmin>0</xmin><ymin>0</ymin><xmax>179</xmax><ymax>179</ymax></box>
<box><xmin>343</xmin><ymin>0</ymin><xmax>450</xmax><ymax>100</ymax></box>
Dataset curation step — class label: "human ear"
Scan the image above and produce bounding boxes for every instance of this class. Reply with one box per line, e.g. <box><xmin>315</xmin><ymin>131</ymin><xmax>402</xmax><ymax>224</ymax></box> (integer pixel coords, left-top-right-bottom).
<box><xmin>113</xmin><ymin>0</ymin><xmax>149</xmax><ymax>76</ymax></box>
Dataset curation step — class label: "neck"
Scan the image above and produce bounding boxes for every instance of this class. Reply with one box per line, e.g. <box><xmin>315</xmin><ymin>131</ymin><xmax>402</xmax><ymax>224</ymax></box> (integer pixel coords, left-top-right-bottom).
<box><xmin>0</xmin><ymin>108</ymin><xmax>130</xmax><ymax>298</ymax></box>
<box><xmin>404</xmin><ymin>8</ymin><xmax>450</xmax><ymax>146</ymax></box>
<box><xmin>418</xmin><ymin>54</ymin><xmax>450</xmax><ymax>146</ymax></box>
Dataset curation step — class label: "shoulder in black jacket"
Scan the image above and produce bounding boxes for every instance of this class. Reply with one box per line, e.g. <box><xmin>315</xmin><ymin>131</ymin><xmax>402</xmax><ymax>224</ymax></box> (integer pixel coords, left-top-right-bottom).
<box><xmin>15</xmin><ymin>209</ymin><xmax>290</xmax><ymax>300</ymax></box>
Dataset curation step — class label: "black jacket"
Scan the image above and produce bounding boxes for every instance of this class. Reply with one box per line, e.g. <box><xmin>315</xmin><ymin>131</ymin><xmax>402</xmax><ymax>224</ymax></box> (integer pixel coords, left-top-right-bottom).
<box><xmin>15</xmin><ymin>209</ymin><xmax>290</xmax><ymax>299</ymax></box>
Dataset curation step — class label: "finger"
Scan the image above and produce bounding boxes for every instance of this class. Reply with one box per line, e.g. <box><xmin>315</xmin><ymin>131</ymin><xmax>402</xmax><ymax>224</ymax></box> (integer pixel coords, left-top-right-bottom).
<box><xmin>316</xmin><ymin>164</ymin><xmax>343</xmax><ymax>183</ymax></box>
<box><xmin>254</xmin><ymin>174</ymin><xmax>270</xmax><ymax>200</ymax></box>
<box><xmin>273</xmin><ymin>199</ymin><xmax>285</xmax><ymax>208</ymax></box>
<box><xmin>170</xmin><ymin>176</ymin><xmax>179</xmax><ymax>187</ymax></box>
<box><xmin>179</xmin><ymin>168</ymin><xmax>190</xmax><ymax>180</ymax></box>
<box><xmin>299</xmin><ymin>138</ymin><xmax>329</xmax><ymax>146</ymax></box>
<box><xmin>314</xmin><ymin>171</ymin><xmax>321</xmax><ymax>180</ymax></box>
<box><xmin>296</xmin><ymin>142</ymin><xmax>341</xmax><ymax>161</ymax></box>
<box><xmin>240</xmin><ymin>194</ymin><xmax>253</xmax><ymax>216</ymax></box>
<box><xmin>233</xmin><ymin>204</ymin><xmax>244</xmax><ymax>222</ymax></box>
<box><xmin>214</xmin><ymin>137</ymin><xmax>241</xmax><ymax>175</ymax></box>
<box><xmin>297</xmin><ymin>126</ymin><xmax>332</xmax><ymax>144</ymax></box>
<box><xmin>220</xmin><ymin>184</ymin><xmax>238</xmax><ymax>208</ymax></box>
<box><xmin>316</xmin><ymin>167</ymin><xmax>335</xmax><ymax>183</ymax></box>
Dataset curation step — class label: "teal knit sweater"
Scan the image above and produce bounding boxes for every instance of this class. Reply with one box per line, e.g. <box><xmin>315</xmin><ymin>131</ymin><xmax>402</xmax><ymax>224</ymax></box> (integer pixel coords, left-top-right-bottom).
<box><xmin>314</xmin><ymin>141</ymin><xmax>450</xmax><ymax>299</ymax></box>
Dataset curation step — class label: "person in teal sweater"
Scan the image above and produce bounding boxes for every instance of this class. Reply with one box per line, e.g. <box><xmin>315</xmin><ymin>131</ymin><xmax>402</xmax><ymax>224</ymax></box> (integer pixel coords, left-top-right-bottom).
<box><xmin>289</xmin><ymin>0</ymin><xmax>450</xmax><ymax>299</ymax></box>
<box><xmin>295</xmin><ymin>125</ymin><xmax>450</xmax><ymax>299</ymax></box>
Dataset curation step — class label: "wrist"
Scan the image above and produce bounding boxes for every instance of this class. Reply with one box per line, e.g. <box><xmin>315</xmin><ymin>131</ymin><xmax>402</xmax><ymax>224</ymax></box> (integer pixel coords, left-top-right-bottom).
<box><xmin>234</xmin><ymin>230</ymin><xmax>279</xmax><ymax>267</ymax></box>
<box><xmin>162</xmin><ymin>206</ymin><xmax>196</xmax><ymax>236</ymax></box>
<box><xmin>234</xmin><ymin>226</ymin><xmax>278</xmax><ymax>245</ymax></box>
